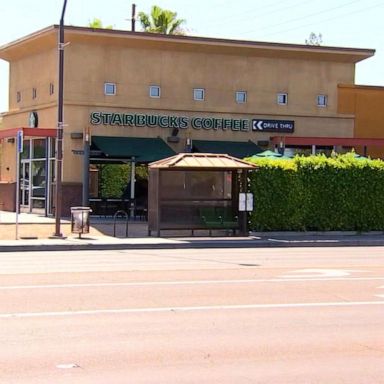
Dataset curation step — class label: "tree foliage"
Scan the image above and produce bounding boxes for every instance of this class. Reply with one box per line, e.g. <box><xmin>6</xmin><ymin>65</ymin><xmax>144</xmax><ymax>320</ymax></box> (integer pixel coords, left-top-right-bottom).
<box><xmin>99</xmin><ymin>164</ymin><xmax>130</xmax><ymax>198</ymax></box>
<box><xmin>305</xmin><ymin>32</ymin><xmax>323</xmax><ymax>46</ymax></box>
<box><xmin>138</xmin><ymin>5</ymin><xmax>186</xmax><ymax>35</ymax></box>
<box><xmin>99</xmin><ymin>164</ymin><xmax>148</xmax><ymax>199</ymax></box>
<box><xmin>88</xmin><ymin>18</ymin><xmax>113</xmax><ymax>29</ymax></box>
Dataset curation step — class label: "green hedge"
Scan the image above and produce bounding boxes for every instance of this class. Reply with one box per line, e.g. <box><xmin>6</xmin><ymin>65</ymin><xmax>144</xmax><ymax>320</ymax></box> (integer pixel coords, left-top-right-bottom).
<box><xmin>246</xmin><ymin>153</ymin><xmax>384</xmax><ymax>231</ymax></box>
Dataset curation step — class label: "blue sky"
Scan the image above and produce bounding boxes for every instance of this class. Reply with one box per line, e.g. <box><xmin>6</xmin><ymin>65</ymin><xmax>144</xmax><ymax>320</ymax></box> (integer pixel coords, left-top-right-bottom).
<box><xmin>1</xmin><ymin>0</ymin><xmax>383</xmax><ymax>113</ymax></box>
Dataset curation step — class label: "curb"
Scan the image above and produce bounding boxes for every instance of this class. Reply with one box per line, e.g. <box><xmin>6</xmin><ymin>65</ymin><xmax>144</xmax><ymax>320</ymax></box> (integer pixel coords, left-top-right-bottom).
<box><xmin>1</xmin><ymin>237</ymin><xmax>384</xmax><ymax>252</ymax></box>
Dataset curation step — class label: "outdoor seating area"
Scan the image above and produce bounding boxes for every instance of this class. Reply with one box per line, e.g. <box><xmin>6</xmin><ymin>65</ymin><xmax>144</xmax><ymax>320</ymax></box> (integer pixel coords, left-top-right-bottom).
<box><xmin>89</xmin><ymin>198</ymin><xmax>147</xmax><ymax>220</ymax></box>
<box><xmin>199</xmin><ymin>207</ymin><xmax>238</xmax><ymax>235</ymax></box>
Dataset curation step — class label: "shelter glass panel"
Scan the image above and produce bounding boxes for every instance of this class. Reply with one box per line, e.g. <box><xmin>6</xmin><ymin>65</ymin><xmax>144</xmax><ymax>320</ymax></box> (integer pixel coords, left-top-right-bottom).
<box><xmin>158</xmin><ymin>170</ymin><xmax>236</xmax><ymax>227</ymax></box>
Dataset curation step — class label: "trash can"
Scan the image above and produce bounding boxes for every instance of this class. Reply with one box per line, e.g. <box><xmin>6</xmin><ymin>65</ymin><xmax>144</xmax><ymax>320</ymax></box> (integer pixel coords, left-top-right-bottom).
<box><xmin>70</xmin><ymin>206</ymin><xmax>92</xmax><ymax>238</ymax></box>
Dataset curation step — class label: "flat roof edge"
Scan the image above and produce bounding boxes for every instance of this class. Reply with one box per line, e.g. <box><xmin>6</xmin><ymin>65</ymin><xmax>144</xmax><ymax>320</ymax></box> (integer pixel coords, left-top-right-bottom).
<box><xmin>0</xmin><ymin>24</ymin><xmax>375</xmax><ymax>63</ymax></box>
<box><xmin>0</xmin><ymin>26</ymin><xmax>56</xmax><ymax>56</ymax></box>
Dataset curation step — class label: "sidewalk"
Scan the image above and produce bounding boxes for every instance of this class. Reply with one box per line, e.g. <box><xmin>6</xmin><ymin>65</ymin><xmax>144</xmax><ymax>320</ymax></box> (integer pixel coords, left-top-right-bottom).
<box><xmin>1</xmin><ymin>211</ymin><xmax>384</xmax><ymax>252</ymax></box>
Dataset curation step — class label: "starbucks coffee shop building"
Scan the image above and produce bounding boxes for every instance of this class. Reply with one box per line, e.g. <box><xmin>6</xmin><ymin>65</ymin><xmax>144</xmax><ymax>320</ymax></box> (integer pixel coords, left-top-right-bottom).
<box><xmin>0</xmin><ymin>25</ymin><xmax>374</xmax><ymax>215</ymax></box>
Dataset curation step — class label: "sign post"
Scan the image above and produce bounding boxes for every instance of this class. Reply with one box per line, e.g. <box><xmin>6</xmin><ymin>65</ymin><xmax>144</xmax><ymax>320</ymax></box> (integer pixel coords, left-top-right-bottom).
<box><xmin>15</xmin><ymin>130</ymin><xmax>23</xmax><ymax>240</ymax></box>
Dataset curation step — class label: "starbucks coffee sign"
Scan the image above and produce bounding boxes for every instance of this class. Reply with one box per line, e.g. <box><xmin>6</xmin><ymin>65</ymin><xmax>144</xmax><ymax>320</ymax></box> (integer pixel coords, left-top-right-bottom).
<box><xmin>90</xmin><ymin>111</ymin><xmax>250</xmax><ymax>131</ymax></box>
<box><xmin>90</xmin><ymin>111</ymin><xmax>294</xmax><ymax>133</ymax></box>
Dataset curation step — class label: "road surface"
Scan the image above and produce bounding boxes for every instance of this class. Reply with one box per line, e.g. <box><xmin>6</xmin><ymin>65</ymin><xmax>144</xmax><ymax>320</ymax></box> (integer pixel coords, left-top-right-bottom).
<box><xmin>0</xmin><ymin>246</ymin><xmax>383</xmax><ymax>383</ymax></box>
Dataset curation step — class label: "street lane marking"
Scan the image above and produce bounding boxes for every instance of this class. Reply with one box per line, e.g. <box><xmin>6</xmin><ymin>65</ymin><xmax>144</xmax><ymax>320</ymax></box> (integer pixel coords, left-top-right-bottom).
<box><xmin>56</xmin><ymin>364</ymin><xmax>80</xmax><ymax>369</ymax></box>
<box><xmin>376</xmin><ymin>285</ymin><xmax>384</xmax><ymax>298</ymax></box>
<box><xmin>1</xmin><ymin>277</ymin><xmax>384</xmax><ymax>290</ymax></box>
<box><xmin>281</xmin><ymin>269</ymin><xmax>366</xmax><ymax>279</ymax></box>
<box><xmin>1</xmin><ymin>301</ymin><xmax>384</xmax><ymax>318</ymax></box>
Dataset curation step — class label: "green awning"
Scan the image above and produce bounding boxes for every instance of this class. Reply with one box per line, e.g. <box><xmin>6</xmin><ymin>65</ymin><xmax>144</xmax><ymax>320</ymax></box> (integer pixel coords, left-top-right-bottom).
<box><xmin>192</xmin><ymin>140</ymin><xmax>262</xmax><ymax>159</ymax></box>
<box><xmin>91</xmin><ymin>136</ymin><xmax>175</xmax><ymax>163</ymax></box>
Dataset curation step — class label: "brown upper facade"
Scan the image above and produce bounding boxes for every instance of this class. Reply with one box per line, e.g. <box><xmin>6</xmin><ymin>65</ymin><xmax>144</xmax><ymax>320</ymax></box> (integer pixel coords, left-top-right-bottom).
<box><xmin>338</xmin><ymin>84</ymin><xmax>384</xmax><ymax>158</ymax></box>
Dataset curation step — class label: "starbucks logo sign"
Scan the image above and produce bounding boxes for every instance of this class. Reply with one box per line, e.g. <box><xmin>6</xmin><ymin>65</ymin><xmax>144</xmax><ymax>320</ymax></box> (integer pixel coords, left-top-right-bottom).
<box><xmin>29</xmin><ymin>111</ymin><xmax>38</xmax><ymax>128</ymax></box>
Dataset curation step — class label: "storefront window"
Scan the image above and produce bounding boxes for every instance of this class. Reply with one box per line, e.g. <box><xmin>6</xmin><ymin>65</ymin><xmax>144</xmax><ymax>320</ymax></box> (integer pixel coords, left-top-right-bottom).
<box><xmin>20</xmin><ymin>140</ymin><xmax>30</xmax><ymax>160</ymax></box>
<box><xmin>32</xmin><ymin>139</ymin><xmax>46</xmax><ymax>159</ymax></box>
<box><xmin>31</xmin><ymin>160</ymin><xmax>46</xmax><ymax>197</ymax></box>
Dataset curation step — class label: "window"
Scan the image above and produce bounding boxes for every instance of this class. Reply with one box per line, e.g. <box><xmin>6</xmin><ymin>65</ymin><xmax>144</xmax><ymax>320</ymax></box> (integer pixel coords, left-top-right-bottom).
<box><xmin>32</xmin><ymin>88</ymin><xmax>37</xmax><ymax>99</ymax></box>
<box><xmin>235</xmin><ymin>91</ymin><xmax>247</xmax><ymax>104</ymax></box>
<box><xmin>49</xmin><ymin>83</ymin><xmax>54</xmax><ymax>95</ymax></box>
<box><xmin>193</xmin><ymin>88</ymin><xmax>205</xmax><ymax>101</ymax></box>
<box><xmin>317</xmin><ymin>94</ymin><xmax>328</xmax><ymax>107</ymax></box>
<box><xmin>16</xmin><ymin>91</ymin><xmax>21</xmax><ymax>103</ymax></box>
<box><xmin>149</xmin><ymin>85</ymin><xmax>161</xmax><ymax>98</ymax></box>
<box><xmin>104</xmin><ymin>82</ymin><xmax>116</xmax><ymax>95</ymax></box>
<box><xmin>277</xmin><ymin>93</ymin><xmax>288</xmax><ymax>105</ymax></box>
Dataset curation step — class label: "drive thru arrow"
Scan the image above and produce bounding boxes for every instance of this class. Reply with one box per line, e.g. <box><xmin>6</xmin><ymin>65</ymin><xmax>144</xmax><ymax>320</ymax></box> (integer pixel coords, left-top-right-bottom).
<box><xmin>252</xmin><ymin>120</ymin><xmax>264</xmax><ymax>130</ymax></box>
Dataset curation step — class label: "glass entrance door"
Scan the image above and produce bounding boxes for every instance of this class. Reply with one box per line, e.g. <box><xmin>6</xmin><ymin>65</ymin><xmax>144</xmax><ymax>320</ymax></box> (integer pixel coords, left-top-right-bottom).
<box><xmin>20</xmin><ymin>160</ymin><xmax>31</xmax><ymax>210</ymax></box>
<box><xmin>18</xmin><ymin>138</ymin><xmax>55</xmax><ymax>215</ymax></box>
<box><xmin>31</xmin><ymin>160</ymin><xmax>46</xmax><ymax>210</ymax></box>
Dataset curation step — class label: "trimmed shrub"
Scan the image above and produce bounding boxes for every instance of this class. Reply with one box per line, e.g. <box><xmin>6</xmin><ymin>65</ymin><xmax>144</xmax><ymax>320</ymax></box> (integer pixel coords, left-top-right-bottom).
<box><xmin>246</xmin><ymin>153</ymin><xmax>384</xmax><ymax>231</ymax></box>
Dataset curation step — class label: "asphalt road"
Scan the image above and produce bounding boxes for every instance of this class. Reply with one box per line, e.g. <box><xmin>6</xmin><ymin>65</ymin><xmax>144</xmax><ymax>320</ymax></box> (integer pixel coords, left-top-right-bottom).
<box><xmin>0</xmin><ymin>246</ymin><xmax>383</xmax><ymax>383</ymax></box>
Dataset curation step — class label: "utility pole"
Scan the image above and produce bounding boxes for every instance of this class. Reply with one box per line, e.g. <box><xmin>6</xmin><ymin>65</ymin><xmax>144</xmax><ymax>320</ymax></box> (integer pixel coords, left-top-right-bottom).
<box><xmin>82</xmin><ymin>126</ymin><xmax>90</xmax><ymax>207</ymax></box>
<box><xmin>53</xmin><ymin>0</ymin><xmax>68</xmax><ymax>238</ymax></box>
<box><xmin>131</xmin><ymin>3</ymin><xmax>136</xmax><ymax>32</ymax></box>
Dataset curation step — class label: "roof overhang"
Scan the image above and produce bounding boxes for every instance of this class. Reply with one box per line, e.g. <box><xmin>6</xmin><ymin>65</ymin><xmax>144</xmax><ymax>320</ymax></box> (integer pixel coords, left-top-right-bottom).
<box><xmin>0</xmin><ymin>25</ymin><xmax>375</xmax><ymax>63</ymax></box>
<box><xmin>0</xmin><ymin>127</ymin><xmax>56</xmax><ymax>140</ymax></box>
<box><xmin>271</xmin><ymin>136</ymin><xmax>384</xmax><ymax>147</ymax></box>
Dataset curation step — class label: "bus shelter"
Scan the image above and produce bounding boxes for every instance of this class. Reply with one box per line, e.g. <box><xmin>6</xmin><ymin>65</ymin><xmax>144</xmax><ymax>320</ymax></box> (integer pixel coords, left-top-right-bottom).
<box><xmin>148</xmin><ymin>153</ymin><xmax>257</xmax><ymax>237</ymax></box>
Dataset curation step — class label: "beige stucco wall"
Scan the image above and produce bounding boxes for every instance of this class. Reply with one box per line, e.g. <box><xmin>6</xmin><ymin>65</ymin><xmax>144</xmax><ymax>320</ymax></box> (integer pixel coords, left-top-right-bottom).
<box><xmin>0</xmin><ymin>139</ymin><xmax>15</xmax><ymax>182</ymax></box>
<box><xmin>63</xmin><ymin>42</ymin><xmax>354</xmax><ymax>117</ymax></box>
<box><xmin>8</xmin><ymin>48</ymin><xmax>57</xmax><ymax>112</ymax></box>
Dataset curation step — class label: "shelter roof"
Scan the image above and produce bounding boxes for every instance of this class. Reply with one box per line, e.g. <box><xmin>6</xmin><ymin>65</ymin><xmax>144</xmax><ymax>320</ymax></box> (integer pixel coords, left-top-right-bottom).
<box><xmin>149</xmin><ymin>153</ymin><xmax>257</xmax><ymax>170</ymax></box>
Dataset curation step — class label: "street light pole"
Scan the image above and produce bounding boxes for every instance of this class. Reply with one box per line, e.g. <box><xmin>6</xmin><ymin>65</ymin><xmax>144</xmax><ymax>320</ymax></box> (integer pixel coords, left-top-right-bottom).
<box><xmin>53</xmin><ymin>0</ymin><xmax>68</xmax><ymax>237</ymax></box>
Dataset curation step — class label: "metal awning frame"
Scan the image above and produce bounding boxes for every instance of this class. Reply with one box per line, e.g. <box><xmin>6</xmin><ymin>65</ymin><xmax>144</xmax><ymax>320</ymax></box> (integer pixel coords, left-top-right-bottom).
<box><xmin>0</xmin><ymin>127</ymin><xmax>57</xmax><ymax>140</ymax></box>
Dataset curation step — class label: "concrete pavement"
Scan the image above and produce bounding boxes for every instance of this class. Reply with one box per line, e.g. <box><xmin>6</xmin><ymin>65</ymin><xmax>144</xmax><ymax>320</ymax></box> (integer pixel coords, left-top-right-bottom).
<box><xmin>1</xmin><ymin>248</ymin><xmax>383</xmax><ymax>384</ymax></box>
<box><xmin>1</xmin><ymin>210</ymin><xmax>384</xmax><ymax>252</ymax></box>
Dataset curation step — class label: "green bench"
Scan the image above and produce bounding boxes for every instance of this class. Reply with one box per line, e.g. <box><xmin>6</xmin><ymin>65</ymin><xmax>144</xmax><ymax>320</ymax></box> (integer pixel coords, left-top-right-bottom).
<box><xmin>199</xmin><ymin>207</ymin><xmax>238</xmax><ymax>235</ymax></box>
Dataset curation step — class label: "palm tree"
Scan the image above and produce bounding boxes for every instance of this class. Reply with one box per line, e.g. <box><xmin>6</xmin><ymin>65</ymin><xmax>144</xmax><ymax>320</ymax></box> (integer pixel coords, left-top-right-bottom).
<box><xmin>138</xmin><ymin>5</ymin><xmax>186</xmax><ymax>35</ymax></box>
